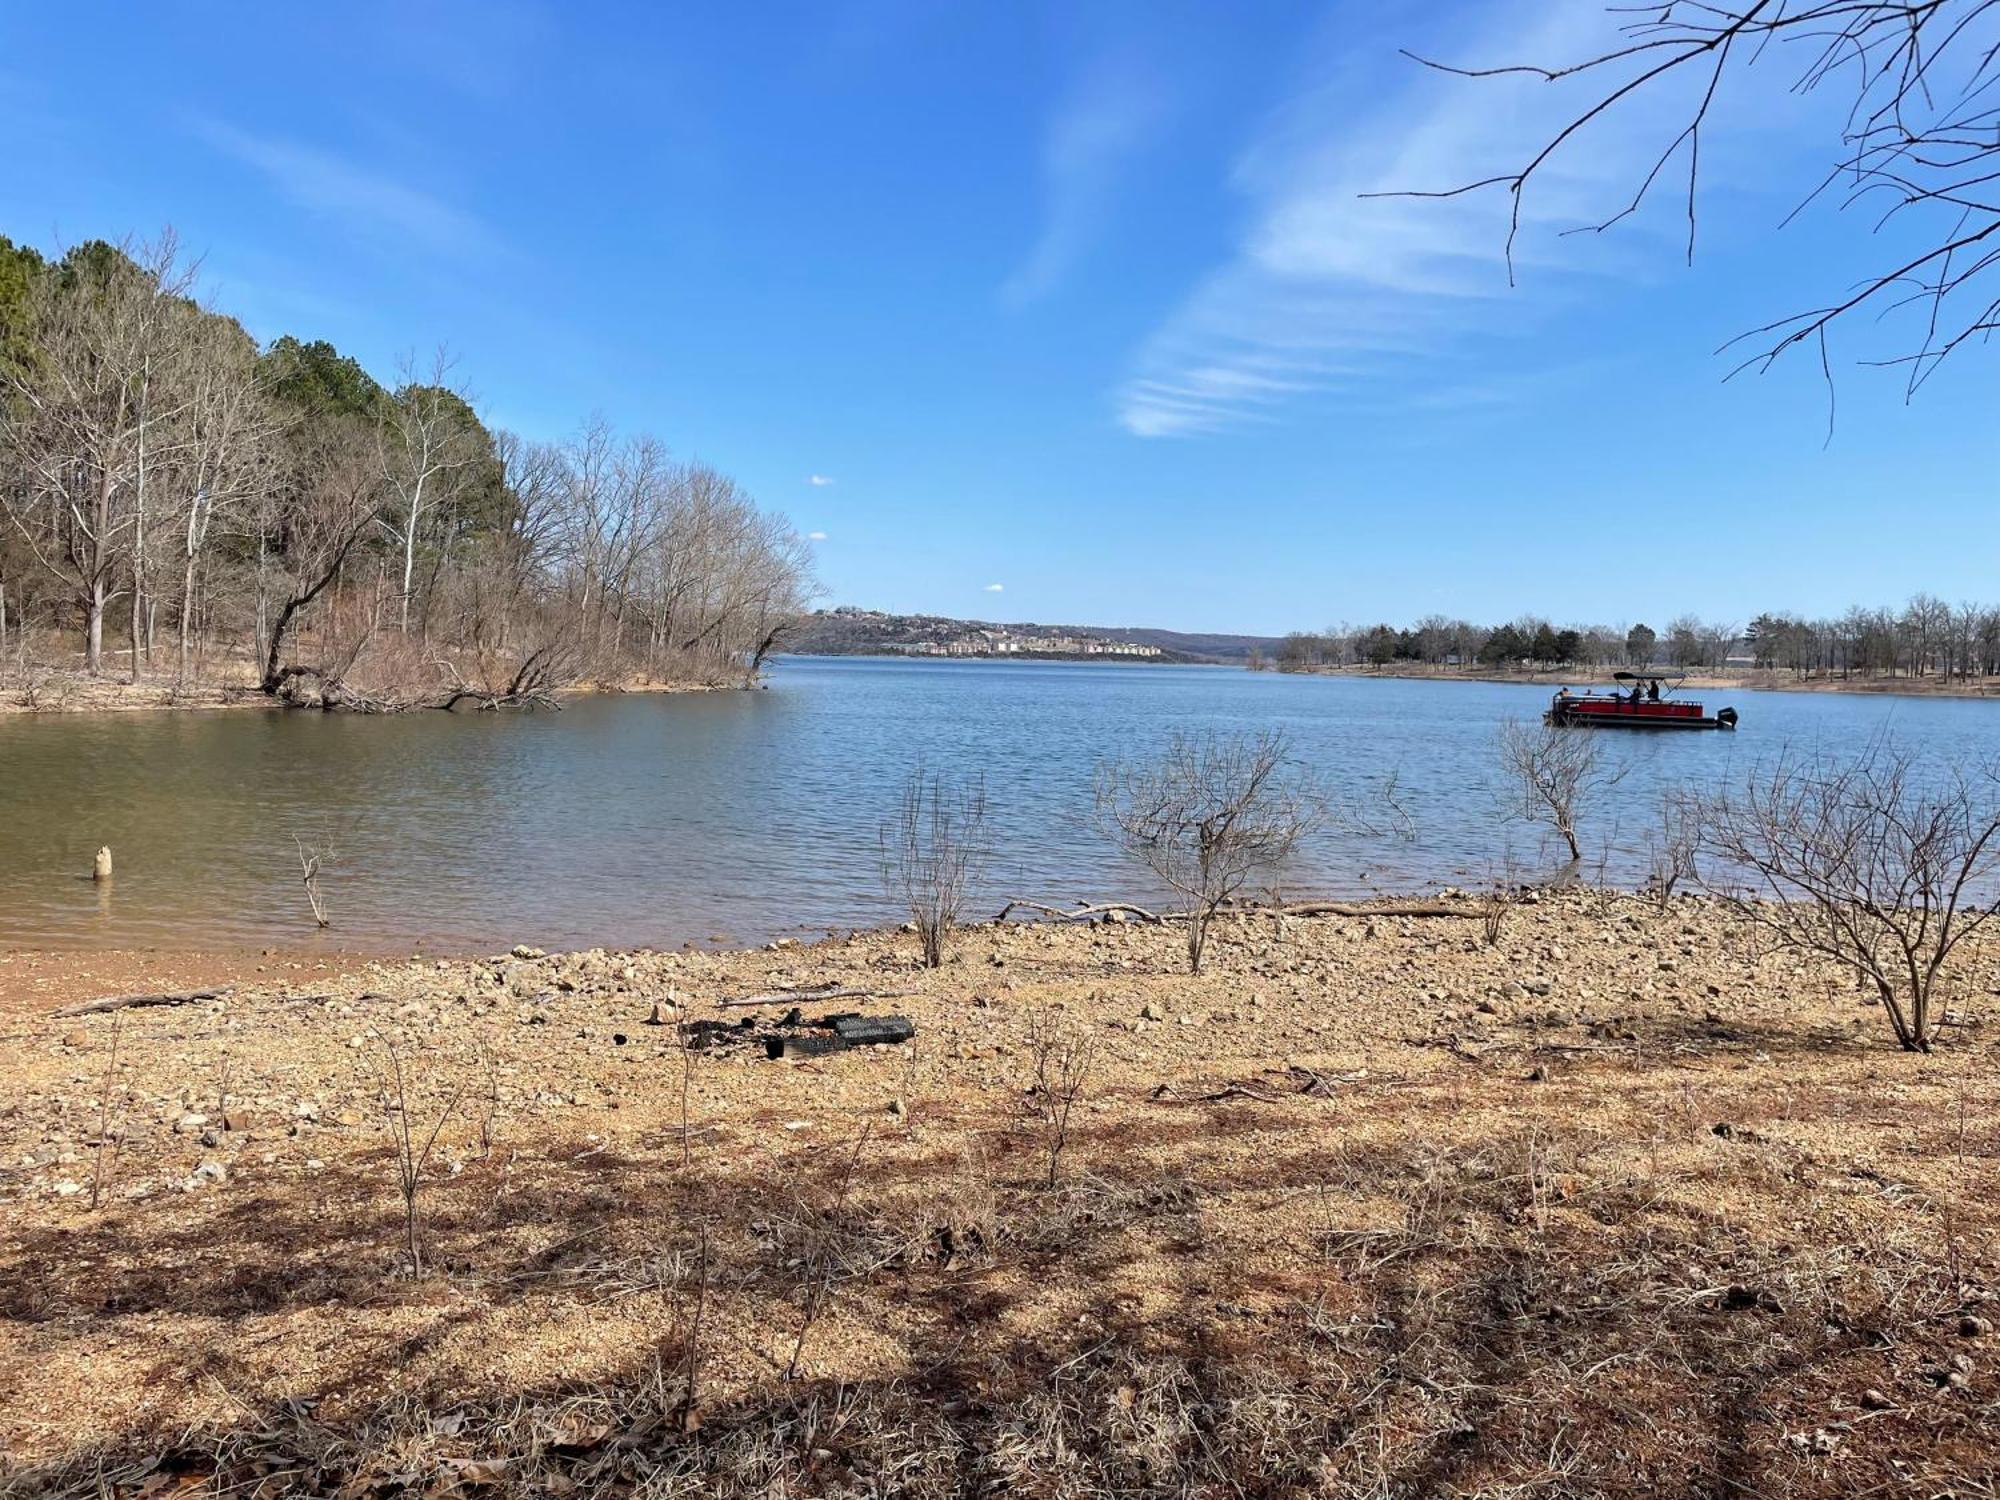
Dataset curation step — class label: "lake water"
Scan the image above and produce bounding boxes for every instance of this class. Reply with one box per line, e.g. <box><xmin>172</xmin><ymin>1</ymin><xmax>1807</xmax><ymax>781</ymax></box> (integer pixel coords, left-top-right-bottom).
<box><xmin>1</xmin><ymin>656</ymin><xmax>1994</xmax><ymax>953</ymax></box>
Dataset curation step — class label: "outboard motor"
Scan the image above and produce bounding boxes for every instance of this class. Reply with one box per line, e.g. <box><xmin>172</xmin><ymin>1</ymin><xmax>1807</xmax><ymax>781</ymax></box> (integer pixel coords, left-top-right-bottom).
<box><xmin>1716</xmin><ymin>706</ymin><xmax>1738</xmax><ymax>730</ymax></box>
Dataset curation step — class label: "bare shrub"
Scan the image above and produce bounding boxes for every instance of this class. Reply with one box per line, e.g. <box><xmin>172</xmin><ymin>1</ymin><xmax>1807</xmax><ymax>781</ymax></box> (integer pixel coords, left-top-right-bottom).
<box><xmin>1645</xmin><ymin>794</ymin><xmax>1703</xmax><ymax>913</ymax></box>
<box><xmin>1025</xmin><ymin>1006</ymin><xmax>1094</xmax><ymax>1189</ymax></box>
<box><xmin>784</xmin><ymin>1124</ymin><xmax>872</xmax><ymax>1380</ymax></box>
<box><xmin>1695</xmin><ymin>742</ymin><xmax>2000</xmax><ymax>1051</ymax></box>
<box><xmin>88</xmin><ymin>1014</ymin><xmax>127</xmax><ymax>1210</ymax></box>
<box><xmin>1480</xmin><ymin>860</ymin><xmax>1522</xmax><ymax>948</ymax></box>
<box><xmin>367</xmin><ymin>1037</ymin><xmax>465</xmax><ymax>1275</ymax></box>
<box><xmin>880</xmin><ymin>768</ymin><xmax>988</xmax><ymax>968</ymax></box>
<box><xmin>1497</xmin><ymin>718</ymin><xmax>1626</xmax><ymax>863</ymax></box>
<box><xmin>1095</xmin><ymin>730</ymin><xmax>1320</xmax><ymax>974</ymax></box>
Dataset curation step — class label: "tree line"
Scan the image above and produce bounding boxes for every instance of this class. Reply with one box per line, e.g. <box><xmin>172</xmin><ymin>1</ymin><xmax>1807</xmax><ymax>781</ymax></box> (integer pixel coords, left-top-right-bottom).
<box><xmin>1271</xmin><ymin>598</ymin><xmax>2000</xmax><ymax>681</ymax></box>
<box><xmin>0</xmin><ymin>232</ymin><xmax>814</xmax><ymax>707</ymax></box>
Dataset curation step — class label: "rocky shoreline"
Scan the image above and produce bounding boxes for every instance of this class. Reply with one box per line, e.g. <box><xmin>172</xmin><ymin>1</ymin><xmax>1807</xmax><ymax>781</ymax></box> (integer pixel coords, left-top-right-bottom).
<box><xmin>2</xmin><ymin>892</ymin><xmax>1996</xmax><ymax>1494</ymax></box>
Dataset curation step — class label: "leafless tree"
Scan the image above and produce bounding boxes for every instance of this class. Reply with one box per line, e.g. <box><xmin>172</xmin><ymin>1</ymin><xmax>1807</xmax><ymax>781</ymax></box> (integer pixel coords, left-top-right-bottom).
<box><xmin>258</xmin><ymin>420</ymin><xmax>379</xmax><ymax>695</ymax></box>
<box><xmin>1</xmin><ymin>236</ymin><xmax>195</xmax><ymax>673</ymax></box>
<box><xmin>1498</xmin><ymin>718</ymin><xmax>1628</xmax><ymax>863</ymax></box>
<box><xmin>1095</xmin><ymin>729</ymin><xmax>1321</xmax><ymax>974</ymax></box>
<box><xmin>881</xmin><ymin>768</ymin><xmax>989</xmax><ymax>968</ymax></box>
<box><xmin>1692</xmin><ymin>742</ymin><xmax>2000</xmax><ymax>1052</ymax></box>
<box><xmin>377</xmin><ymin>351</ymin><xmax>480</xmax><ymax>638</ymax></box>
<box><xmin>1387</xmin><ymin>3</ymin><xmax>2000</xmax><ymax>407</ymax></box>
<box><xmin>1025</xmin><ymin>1006</ymin><xmax>1093</xmax><ymax>1189</ymax></box>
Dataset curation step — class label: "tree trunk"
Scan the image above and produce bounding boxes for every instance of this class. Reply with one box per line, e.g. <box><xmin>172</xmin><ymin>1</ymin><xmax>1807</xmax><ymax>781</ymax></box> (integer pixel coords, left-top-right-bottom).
<box><xmin>86</xmin><ymin>576</ymin><xmax>105</xmax><ymax>675</ymax></box>
<box><xmin>178</xmin><ymin>552</ymin><xmax>198</xmax><ymax>682</ymax></box>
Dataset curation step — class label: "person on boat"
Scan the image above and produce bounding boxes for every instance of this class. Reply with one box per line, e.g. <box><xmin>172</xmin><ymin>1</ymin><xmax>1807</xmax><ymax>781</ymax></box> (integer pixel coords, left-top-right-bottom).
<box><xmin>1647</xmin><ymin>678</ymin><xmax>1661</xmax><ymax>702</ymax></box>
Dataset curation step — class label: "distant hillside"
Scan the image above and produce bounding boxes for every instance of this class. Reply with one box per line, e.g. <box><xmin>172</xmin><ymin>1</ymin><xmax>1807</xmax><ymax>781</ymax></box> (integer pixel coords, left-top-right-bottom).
<box><xmin>787</xmin><ymin>609</ymin><xmax>1282</xmax><ymax>664</ymax></box>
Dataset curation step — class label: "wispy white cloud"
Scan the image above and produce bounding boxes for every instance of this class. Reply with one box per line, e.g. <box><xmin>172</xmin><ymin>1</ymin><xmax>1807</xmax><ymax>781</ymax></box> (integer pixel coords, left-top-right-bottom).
<box><xmin>808</xmin><ymin>474</ymin><xmax>836</xmax><ymax>486</ymax></box>
<box><xmin>807</xmin><ymin>530</ymin><xmax>829</xmax><ymax>541</ymax></box>
<box><xmin>1003</xmin><ymin>58</ymin><xmax>1169</xmax><ymax>306</ymax></box>
<box><xmin>1115</xmin><ymin>1</ymin><xmax>1706</xmax><ymax>437</ymax></box>
<box><xmin>983</xmin><ymin>582</ymin><xmax>1005</xmax><ymax>593</ymax></box>
<box><xmin>191</xmin><ymin>118</ymin><xmax>503</xmax><ymax>259</ymax></box>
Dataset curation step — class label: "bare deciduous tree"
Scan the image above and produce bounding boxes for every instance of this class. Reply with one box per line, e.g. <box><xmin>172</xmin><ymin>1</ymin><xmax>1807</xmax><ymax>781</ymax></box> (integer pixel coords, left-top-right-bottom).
<box><xmin>1390</xmin><ymin>3</ymin><xmax>2000</xmax><ymax>405</ymax></box>
<box><xmin>1095</xmin><ymin>729</ymin><xmax>1320</xmax><ymax>975</ymax></box>
<box><xmin>1693</xmin><ymin>743</ymin><xmax>2000</xmax><ymax>1052</ymax></box>
<box><xmin>1497</xmin><ymin>718</ymin><xmax>1627</xmax><ymax>863</ymax></box>
<box><xmin>881</xmin><ymin>769</ymin><xmax>988</xmax><ymax>968</ymax></box>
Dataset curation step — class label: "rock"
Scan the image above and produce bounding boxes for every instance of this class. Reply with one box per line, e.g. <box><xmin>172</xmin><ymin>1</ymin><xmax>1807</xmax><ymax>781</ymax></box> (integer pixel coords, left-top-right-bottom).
<box><xmin>173</xmin><ymin>1113</ymin><xmax>208</xmax><ymax>1134</ymax></box>
<box><xmin>1860</xmin><ymin>1389</ymin><xmax>1894</xmax><ymax>1411</ymax></box>
<box><xmin>1140</xmin><ymin>1003</ymin><xmax>1163</xmax><ymax>1022</ymax></box>
<box><xmin>1476</xmin><ymin>999</ymin><xmax>1500</xmax><ymax>1016</ymax></box>
<box><xmin>510</xmin><ymin>944</ymin><xmax>545</xmax><ymax>959</ymax></box>
<box><xmin>198</xmin><ymin>1130</ymin><xmax>220</xmax><ymax>1149</ymax></box>
<box><xmin>191</xmin><ymin>1160</ymin><xmax>227</xmax><ymax>1186</ymax></box>
<box><xmin>61</xmin><ymin>1030</ymin><xmax>88</xmax><ymax>1049</ymax></box>
<box><xmin>53</xmin><ymin>1179</ymin><xmax>82</xmax><ymax>1197</ymax></box>
<box><xmin>1958</xmin><ymin>1314</ymin><xmax>1994</xmax><ymax>1339</ymax></box>
<box><xmin>887</xmin><ymin>1098</ymin><xmax>906</xmax><ymax>1118</ymax></box>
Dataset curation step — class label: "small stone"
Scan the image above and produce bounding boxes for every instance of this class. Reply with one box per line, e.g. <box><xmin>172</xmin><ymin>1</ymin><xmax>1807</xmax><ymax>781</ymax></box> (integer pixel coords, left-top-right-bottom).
<box><xmin>1860</xmin><ymin>1389</ymin><xmax>1894</xmax><ymax>1411</ymax></box>
<box><xmin>174</xmin><ymin>1113</ymin><xmax>208</xmax><ymax>1135</ymax></box>
<box><xmin>1958</xmin><ymin>1314</ymin><xmax>1993</xmax><ymax>1339</ymax></box>
<box><xmin>198</xmin><ymin>1130</ymin><xmax>220</xmax><ymax>1149</ymax></box>
<box><xmin>646</xmin><ymin>1000</ymin><xmax>676</xmax><ymax>1025</ymax></box>
<box><xmin>53</xmin><ymin>1179</ymin><xmax>82</xmax><ymax>1197</ymax></box>
<box><xmin>510</xmin><ymin>944</ymin><xmax>544</xmax><ymax>960</ymax></box>
<box><xmin>887</xmin><ymin>1098</ymin><xmax>906</xmax><ymax>1118</ymax></box>
<box><xmin>192</xmin><ymin>1160</ymin><xmax>227</xmax><ymax>1186</ymax></box>
<box><xmin>61</xmin><ymin>1030</ymin><xmax>88</xmax><ymax>1049</ymax></box>
<box><xmin>1140</xmin><ymin>1003</ymin><xmax>1164</xmax><ymax>1022</ymax></box>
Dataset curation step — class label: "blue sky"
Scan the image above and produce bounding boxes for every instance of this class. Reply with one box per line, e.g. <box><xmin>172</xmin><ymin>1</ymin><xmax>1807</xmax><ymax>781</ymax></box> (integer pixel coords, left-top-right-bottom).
<box><xmin>3</xmin><ymin>1</ymin><xmax>1993</xmax><ymax>635</ymax></box>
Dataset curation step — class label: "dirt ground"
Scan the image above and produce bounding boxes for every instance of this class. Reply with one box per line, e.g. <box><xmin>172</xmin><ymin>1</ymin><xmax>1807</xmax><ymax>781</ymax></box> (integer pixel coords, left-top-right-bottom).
<box><xmin>2</xmin><ymin>891</ymin><xmax>1996</xmax><ymax>1496</ymax></box>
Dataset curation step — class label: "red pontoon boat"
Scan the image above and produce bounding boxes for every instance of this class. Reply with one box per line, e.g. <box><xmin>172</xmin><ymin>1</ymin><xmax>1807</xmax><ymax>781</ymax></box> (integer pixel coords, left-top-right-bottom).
<box><xmin>1544</xmin><ymin>673</ymin><xmax>1737</xmax><ymax>731</ymax></box>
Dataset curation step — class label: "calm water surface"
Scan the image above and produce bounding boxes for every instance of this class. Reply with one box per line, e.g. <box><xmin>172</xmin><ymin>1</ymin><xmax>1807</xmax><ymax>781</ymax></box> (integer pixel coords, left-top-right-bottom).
<box><xmin>1</xmin><ymin>657</ymin><xmax>1993</xmax><ymax>952</ymax></box>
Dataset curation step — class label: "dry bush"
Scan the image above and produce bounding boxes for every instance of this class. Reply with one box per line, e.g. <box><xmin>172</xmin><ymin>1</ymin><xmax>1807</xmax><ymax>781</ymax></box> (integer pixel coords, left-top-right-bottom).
<box><xmin>1646</xmin><ymin>792</ymin><xmax>1704</xmax><ymax>912</ymax></box>
<box><xmin>880</xmin><ymin>768</ymin><xmax>988</xmax><ymax>968</ymax></box>
<box><xmin>1497</xmin><ymin>716</ymin><xmax>1627</xmax><ymax>862</ymax></box>
<box><xmin>1024</xmin><ymin>1006</ymin><xmax>1094</xmax><ymax>1188</ymax></box>
<box><xmin>366</xmin><ymin>1036</ymin><xmax>466</xmax><ymax>1275</ymax></box>
<box><xmin>1694</xmin><ymin>742</ymin><xmax>2000</xmax><ymax>1051</ymax></box>
<box><xmin>1095</xmin><ymin>729</ymin><xmax>1320</xmax><ymax>974</ymax></box>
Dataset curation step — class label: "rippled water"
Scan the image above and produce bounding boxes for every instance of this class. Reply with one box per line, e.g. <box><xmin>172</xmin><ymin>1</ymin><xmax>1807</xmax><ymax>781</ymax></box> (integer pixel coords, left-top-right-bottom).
<box><xmin>1</xmin><ymin>656</ymin><xmax>1993</xmax><ymax>953</ymax></box>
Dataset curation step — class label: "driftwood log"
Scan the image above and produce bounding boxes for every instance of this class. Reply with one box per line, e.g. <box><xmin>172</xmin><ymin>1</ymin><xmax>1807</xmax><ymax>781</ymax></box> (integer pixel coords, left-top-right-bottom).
<box><xmin>717</xmin><ymin>984</ymin><xmax>917</xmax><ymax>1010</ymax></box>
<box><xmin>55</xmin><ymin>985</ymin><xmax>235</xmax><ymax>1018</ymax></box>
<box><xmin>993</xmin><ymin>897</ymin><xmax>1477</xmax><ymax>925</ymax></box>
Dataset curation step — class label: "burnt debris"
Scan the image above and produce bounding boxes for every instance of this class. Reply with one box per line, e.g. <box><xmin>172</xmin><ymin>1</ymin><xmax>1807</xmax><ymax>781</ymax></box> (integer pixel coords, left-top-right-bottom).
<box><xmin>676</xmin><ymin>1009</ymin><xmax>915</xmax><ymax>1061</ymax></box>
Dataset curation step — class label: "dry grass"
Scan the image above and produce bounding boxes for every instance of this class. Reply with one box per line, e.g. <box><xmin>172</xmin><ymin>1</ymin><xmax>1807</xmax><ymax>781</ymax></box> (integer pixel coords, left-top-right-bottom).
<box><xmin>2</xmin><ymin>891</ymin><xmax>1997</xmax><ymax>1496</ymax></box>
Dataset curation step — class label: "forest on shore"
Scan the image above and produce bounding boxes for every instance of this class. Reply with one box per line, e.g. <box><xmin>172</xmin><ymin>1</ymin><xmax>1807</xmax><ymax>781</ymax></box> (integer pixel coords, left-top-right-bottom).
<box><xmin>0</xmin><ymin>232</ymin><xmax>814</xmax><ymax>710</ymax></box>
<box><xmin>1272</xmin><ymin>602</ymin><xmax>2000</xmax><ymax>683</ymax></box>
